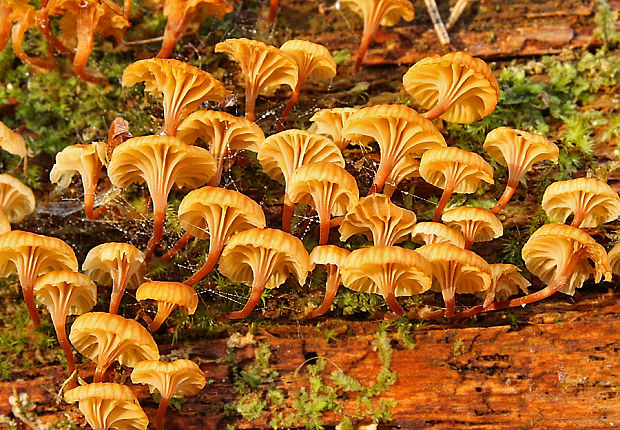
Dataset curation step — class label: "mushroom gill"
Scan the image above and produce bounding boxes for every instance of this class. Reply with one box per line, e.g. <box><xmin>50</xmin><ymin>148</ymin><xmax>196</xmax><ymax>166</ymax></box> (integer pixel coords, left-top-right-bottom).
<box><xmin>0</xmin><ymin>173</ymin><xmax>36</xmax><ymax>223</ymax></box>
<box><xmin>441</xmin><ymin>206</ymin><xmax>503</xmax><ymax>250</ymax></box>
<box><xmin>136</xmin><ymin>281</ymin><xmax>198</xmax><ymax>332</ymax></box>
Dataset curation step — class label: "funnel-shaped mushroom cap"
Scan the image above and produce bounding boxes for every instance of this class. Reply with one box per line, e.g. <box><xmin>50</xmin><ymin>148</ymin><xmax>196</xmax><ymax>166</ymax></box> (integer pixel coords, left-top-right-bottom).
<box><xmin>70</xmin><ymin>312</ymin><xmax>159</xmax><ymax>380</ymax></box>
<box><xmin>608</xmin><ymin>242</ymin><xmax>620</xmax><ymax>277</ymax></box>
<box><xmin>441</xmin><ymin>207</ymin><xmax>502</xmax><ymax>245</ymax></box>
<box><xmin>0</xmin><ymin>120</ymin><xmax>30</xmax><ymax>159</ymax></box>
<box><xmin>83</xmin><ymin>243</ymin><xmax>146</xmax><ymax>290</ymax></box>
<box><xmin>34</xmin><ymin>270</ymin><xmax>97</xmax><ymax>316</ymax></box>
<box><xmin>131</xmin><ymin>359</ymin><xmax>206</xmax><ymax>398</ymax></box>
<box><xmin>308</xmin><ymin>108</ymin><xmax>363</xmax><ymax>150</ymax></box>
<box><xmin>483</xmin><ymin>127</ymin><xmax>558</xmax><ymax>181</ymax></box>
<box><xmin>419</xmin><ymin>146</ymin><xmax>494</xmax><ymax>193</ymax></box>
<box><xmin>0</xmin><ymin>211</ymin><xmax>10</xmax><ymax>234</ymax></box>
<box><xmin>108</xmin><ymin>135</ymin><xmax>216</xmax><ymax>208</ymax></box>
<box><xmin>122</xmin><ymin>59</ymin><xmax>228</xmax><ymax>135</ymax></box>
<box><xmin>489</xmin><ymin>263</ymin><xmax>530</xmax><ymax>302</ymax></box>
<box><xmin>411</xmin><ymin>222</ymin><xmax>465</xmax><ymax>247</ymax></box>
<box><xmin>280</xmin><ymin>40</ymin><xmax>337</xmax><ymax>81</ymax></box>
<box><xmin>258</xmin><ymin>130</ymin><xmax>344</xmax><ymax>191</ymax></box>
<box><xmin>522</xmin><ymin>223</ymin><xmax>611</xmax><ymax>295</ymax></box>
<box><xmin>403</xmin><ymin>52</ymin><xmax>499</xmax><ymax>123</ymax></box>
<box><xmin>136</xmin><ymin>281</ymin><xmax>199</xmax><ymax>314</ymax></box>
<box><xmin>310</xmin><ymin>245</ymin><xmax>350</xmax><ymax>269</ymax></box>
<box><xmin>342</xmin><ymin>104</ymin><xmax>446</xmax><ymax>192</ymax></box>
<box><xmin>219</xmin><ymin>228</ymin><xmax>310</xmax><ymax>290</ymax></box>
<box><xmin>340</xmin><ymin>246</ymin><xmax>432</xmax><ymax>297</ymax></box>
<box><xmin>416</xmin><ymin>243</ymin><xmax>492</xmax><ymax>294</ymax></box>
<box><xmin>339</xmin><ymin>194</ymin><xmax>417</xmax><ymax>246</ymax></box>
<box><xmin>0</xmin><ymin>174</ymin><xmax>35</xmax><ymax>223</ymax></box>
<box><xmin>341</xmin><ymin>0</ymin><xmax>414</xmax><ymax>27</ymax></box>
<box><xmin>50</xmin><ymin>143</ymin><xmax>102</xmax><ymax>190</ymax></box>
<box><xmin>288</xmin><ymin>162</ymin><xmax>359</xmax><ymax>217</ymax></box>
<box><xmin>215</xmin><ymin>38</ymin><xmax>298</xmax><ymax>96</ymax></box>
<box><xmin>177</xmin><ymin>110</ymin><xmax>265</xmax><ymax>154</ymax></box>
<box><xmin>178</xmin><ymin>186</ymin><xmax>265</xmax><ymax>240</ymax></box>
<box><xmin>65</xmin><ymin>382</ymin><xmax>148</xmax><ymax>430</ymax></box>
<box><xmin>541</xmin><ymin>178</ymin><xmax>620</xmax><ymax>228</ymax></box>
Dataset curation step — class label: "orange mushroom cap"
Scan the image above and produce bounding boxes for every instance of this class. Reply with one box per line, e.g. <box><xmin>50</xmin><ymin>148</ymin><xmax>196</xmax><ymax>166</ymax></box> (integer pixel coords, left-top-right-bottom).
<box><xmin>306</xmin><ymin>245</ymin><xmax>351</xmax><ymax>318</ymax></box>
<box><xmin>541</xmin><ymin>177</ymin><xmax>620</xmax><ymax>228</ymax></box>
<box><xmin>419</xmin><ymin>146</ymin><xmax>494</xmax><ymax>193</ymax></box>
<box><xmin>339</xmin><ymin>194</ymin><xmax>417</xmax><ymax>246</ymax></box>
<box><xmin>522</xmin><ymin>223</ymin><xmax>611</xmax><ymax>295</ymax></box>
<box><xmin>122</xmin><ymin>59</ymin><xmax>228</xmax><ymax>136</ymax></box>
<box><xmin>136</xmin><ymin>281</ymin><xmax>198</xmax><ymax>331</ymax></box>
<box><xmin>0</xmin><ymin>210</ymin><xmax>10</xmax><ymax>235</ymax></box>
<box><xmin>411</xmin><ymin>221</ymin><xmax>465</xmax><ymax>247</ymax></box>
<box><xmin>0</xmin><ymin>120</ymin><xmax>31</xmax><ymax>160</ymax></box>
<box><xmin>441</xmin><ymin>206</ymin><xmax>503</xmax><ymax>249</ymax></box>
<box><xmin>308</xmin><ymin>107</ymin><xmax>364</xmax><ymax>150</ymax></box>
<box><xmin>403</xmin><ymin>52</ymin><xmax>499</xmax><ymax>123</ymax></box>
<box><xmin>280</xmin><ymin>39</ymin><xmax>337</xmax><ymax>82</ymax></box>
<box><xmin>65</xmin><ymin>382</ymin><xmax>149</xmax><ymax>430</ymax></box>
<box><xmin>0</xmin><ymin>173</ymin><xmax>35</xmax><ymax>223</ymax></box>
<box><xmin>488</xmin><ymin>263</ymin><xmax>530</xmax><ymax>302</ymax></box>
<box><xmin>608</xmin><ymin>242</ymin><xmax>620</xmax><ymax>277</ymax></box>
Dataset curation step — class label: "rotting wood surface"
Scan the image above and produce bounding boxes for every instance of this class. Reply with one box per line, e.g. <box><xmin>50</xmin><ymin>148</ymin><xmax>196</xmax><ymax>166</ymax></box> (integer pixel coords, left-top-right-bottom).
<box><xmin>2</xmin><ymin>290</ymin><xmax>618</xmax><ymax>429</ymax></box>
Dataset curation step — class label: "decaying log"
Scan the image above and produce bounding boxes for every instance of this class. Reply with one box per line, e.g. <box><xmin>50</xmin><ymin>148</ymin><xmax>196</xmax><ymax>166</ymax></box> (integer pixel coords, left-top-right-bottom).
<box><xmin>2</xmin><ymin>290</ymin><xmax>618</xmax><ymax>429</ymax></box>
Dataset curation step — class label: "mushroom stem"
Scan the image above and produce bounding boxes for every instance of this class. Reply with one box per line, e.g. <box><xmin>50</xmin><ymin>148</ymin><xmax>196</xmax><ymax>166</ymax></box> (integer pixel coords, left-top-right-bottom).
<box><xmin>0</xmin><ymin>5</ymin><xmax>10</xmax><ymax>52</ymax></box>
<box><xmin>149</xmin><ymin>301</ymin><xmax>178</xmax><ymax>332</ymax></box>
<box><xmin>308</xmin><ymin>266</ymin><xmax>340</xmax><ymax>318</ymax></box>
<box><xmin>267</xmin><ymin>0</ymin><xmax>279</xmax><ymax>23</ymax></box>
<box><xmin>109</xmin><ymin>264</ymin><xmax>131</xmax><ymax>315</ymax></box>
<box><xmin>492</xmin><ymin>181</ymin><xmax>518</xmax><ymax>214</ymax></box>
<box><xmin>184</xmin><ymin>242</ymin><xmax>223</xmax><ymax>286</ymax></box>
<box><xmin>441</xmin><ymin>284</ymin><xmax>456</xmax><ymax>318</ymax></box>
<box><xmin>157</xmin><ymin>7</ymin><xmax>186</xmax><ymax>58</ymax></box>
<box><xmin>464</xmin><ymin>238</ymin><xmax>474</xmax><ymax>250</ymax></box>
<box><xmin>208</xmin><ymin>157</ymin><xmax>225</xmax><ymax>187</ymax></box>
<box><xmin>155</xmin><ymin>395</ymin><xmax>172</xmax><ymax>430</ymax></box>
<box><xmin>161</xmin><ymin>232</ymin><xmax>194</xmax><ymax>261</ymax></box>
<box><xmin>433</xmin><ymin>183</ymin><xmax>455</xmax><ymax>222</ymax></box>
<box><xmin>244</xmin><ymin>79</ymin><xmax>258</xmax><ymax>122</ymax></box>
<box><xmin>317</xmin><ymin>205</ymin><xmax>331</xmax><ymax>246</ymax></box>
<box><xmin>368</xmin><ymin>160</ymin><xmax>394</xmax><ymax>195</ymax></box>
<box><xmin>19</xmin><ymin>258</ymin><xmax>43</xmax><ymax>329</ymax></box>
<box><xmin>383</xmin><ymin>290</ymin><xmax>405</xmax><ymax>316</ymax></box>
<box><xmin>73</xmin><ymin>8</ymin><xmax>106</xmax><ymax>84</ymax></box>
<box><xmin>145</xmin><ymin>203</ymin><xmax>167</xmax><ymax>263</ymax></box>
<box><xmin>277</xmin><ymin>81</ymin><xmax>303</xmax><ymax>132</ymax></box>
<box><xmin>11</xmin><ymin>14</ymin><xmax>55</xmax><ymax>70</ymax></box>
<box><xmin>51</xmin><ymin>312</ymin><xmax>76</xmax><ymax>381</ymax></box>
<box><xmin>36</xmin><ymin>8</ymin><xmax>71</xmax><ymax>54</ymax></box>
<box><xmin>282</xmin><ymin>193</ymin><xmax>294</xmax><ymax>233</ymax></box>
<box><xmin>422</xmin><ymin>99</ymin><xmax>450</xmax><ymax>121</ymax></box>
<box><xmin>354</xmin><ymin>19</ymin><xmax>380</xmax><ymax>74</ymax></box>
<box><xmin>571</xmin><ymin>210</ymin><xmax>586</xmax><ymax>228</ymax></box>
<box><xmin>225</xmin><ymin>274</ymin><xmax>268</xmax><ymax>319</ymax></box>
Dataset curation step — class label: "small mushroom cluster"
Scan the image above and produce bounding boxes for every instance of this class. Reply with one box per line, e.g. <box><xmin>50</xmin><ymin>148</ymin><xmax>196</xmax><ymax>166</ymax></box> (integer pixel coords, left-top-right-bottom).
<box><xmin>2</xmin><ymin>35</ymin><xmax>620</xmax><ymax>429</ymax></box>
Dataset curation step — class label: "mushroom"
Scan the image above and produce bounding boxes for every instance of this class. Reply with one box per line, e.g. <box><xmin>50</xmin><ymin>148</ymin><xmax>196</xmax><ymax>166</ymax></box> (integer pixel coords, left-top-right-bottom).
<box><xmin>65</xmin><ymin>382</ymin><xmax>149</xmax><ymax>430</ymax></box>
<box><xmin>339</xmin><ymin>194</ymin><xmax>417</xmax><ymax>247</ymax></box>
<box><xmin>340</xmin><ymin>0</ymin><xmax>414</xmax><ymax>73</ymax></box>
<box><xmin>308</xmin><ymin>107</ymin><xmax>363</xmax><ymax>150</ymax></box>
<box><xmin>0</xmin><ymin>210</ymin><xmax>10</xmax><ymax>234</ymax></box>
<box><xmin>147</xmin><ymin>0</ymin><xmax>233</xmax><ymax>58</ymax></box>
<box><xmin>340</xmin><ymin>246</ymin><xmax>432</xmax><ymax>316</ymax></box>
<box><xmin>411</xmin><ymin>221</ymin><xmax>465</xmax><ymax>247</ymax></box>
<box><xmin>341</xmin><ymin>104</ymin><xmax>446</xmax><ymax>195</ymax></box>
<box><xmin>177</xmin><ymin>110</ymin><xmax>265</xmax><ymax>186</ymax></box>
<box><xmin>178</xmin><ymin>186</ymin><xmax>266</xmax><ymax>286</ymax></box>
<box><xmin>0</xmin><ymin>230</ymin><xmax>78</xmax><ymax>329</ymax></box>
<box><xmin>306</xmin><ymin>245</ymin><xmax>350</xmax><ymax>318</ymax></box>
<box><xmin>107</xmin><ymin>135</ymin><xmax>216</xmax><ymax>262</ymax></box>
<box><xmin>484</xmin><ymin>223</ymin><xmax>611</xmax><ymax>311</ymax></box>
<box><xmin>33</xmin><ymin>270</ymin><xmax>96</xmax><ymax>376</ymax></box>
<box><xmin>403</xmin><ymin>52</ymin><xmax>499</xmax><ymax>122</ymax></box>
<box><xmin>42</xmin><ymin>0</ymin><xmax>130</xmax><ymax>83</ymax></box>
<box><xmin>608</xmin><ymin>242</ymin><xmax>620</xmax><ymax>277</ymax></box>
<box><xmin>82</xmin><ymin>242</ymin><xmax>145</xmax><ymax>315</ymax></box>
<box><xmin>441</xmin><ymin>206</ymin><xmax>503</xmax><ymax>250</ymax></box>
<box><xmin>122</xmin><ymin>59</ymin><xmax>228</xmax><ymax>136</ymax></box>
<box><xmin>4</xmin><ymin>1</ymin><xmax>55</xmax><ymax>70</ymax></box>
<box><xmin>267</xmin><ymin>0</ymin><xmax>279</xmax><ymax>23</ymax></box>
<box><xmin>416</xmin><ymin>243</ymin><xmax>491</xmax><ymax>318</ymax></box>
<box><xmin>135</xmin><ymin>281</ymin><xmax>198</xmax><ymax>331</ymax></box>
<box><xmin>106</xmin><ymin>117</ymin><xmax>132</xmax><ymax>167</ymax></box>
<box><xmin>131</xmin><ymin>359</ymin><xmax>206</xmax><ymax>430</ymax></box>
<box><xmin>288</xmin><ymin>162</ymin><xmax>359</xmax><ymax>245</ymax></box>
<box><xmin>0</xmin><ymin>120</ymin><xmax>31</xmax><ymax>174</ymax></box>
<box><xmin>278</xmin><ymin>40</ymin><xmax>337</xmax><ymax>130</ymax></box>
<box><xmin>419</xmin><ymin>146</ymin><xmax>494</xmax><ymax>222</ymax></box>
<box><xmin>49</xmin><ymin>142</ymin><xmax>107</xmax><ymax>220</ymax></box>
<box><xmin>257</xmin><ymin>129</ymin><xmax>344</xmax><ymax>232</ymax></box>
<box><xmin>483</xmin><ymin>127</ymin><xmax>559</xmax><ymax>214</ymax></box>
<box><xmin>541</xmin><ymin>177</ymin><xmax>620</xmax><ymax>228</ymax></box>
<box><xmin>218</xmin><ymin>228</ymin><xmax>310</xmax><ymax>319</ymax></box>
<box><xmin>0</xmin><ymin>173</ymin><xmax>36</xmax><ymax>223</ymax></box>
<box><xmin>69</xmin><ymin>312</ymin><xmax>159</xmax><ymax>382</ymax></box>
<box><xmin>214</xmin><ymin>38</ymin><xmax>298</xmax><ymax>122</ymax></box>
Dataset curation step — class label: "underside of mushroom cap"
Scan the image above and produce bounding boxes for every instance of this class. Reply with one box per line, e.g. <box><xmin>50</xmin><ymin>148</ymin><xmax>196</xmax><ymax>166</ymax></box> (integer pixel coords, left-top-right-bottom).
<box><xmin>309</xmin><ymin>245</ymin><xmax>350</xmax><ymax>269</ymax></box>
<box><xmin>136</xmin><ymin>281</ymin><xmax>199</xmax><ymax>314</ymax></box>
<box><xmin>541</xmin><ymin>177</ymin><xmax>620</xmax><ymax>228</ymax></box>
<box><xmin>411</xmin><ymin>222</ymin><xmax>465</xmax><ymax>247</ymax></box>
<box><xmin>341</xmin><ymin>0</ymin><xmax>414</xmax><ymax>27</ymax></box>
<box><xmin>34</xmin><ymin>270</ymin><xmax>97</xmax><ymax>316</ymax></box>
<box><xmin>308</xmin><ymin>108</ymin><xmax>363</xmax><ymax>150</ymax></box>
<box><xmin>219</xmin><ymin>228</ymin><xmax>310</xmax><ymax>290</ymax></box>
<box><xmin>280</xmin><ymin>39</ymin><xmax>337</xmax><ymax>81</ymax></box>
<box><xmin>178</xmin><ymin>186</ymin><xmax>266</xmax><ymax>240</ymax></box>
<box><xmin>0</xmin><ymin>174</ymin><xmax>36</xmax><ymax>223</ymax></box>
<box><xmin>522</xmin><ymin>223</ymin><xmax>611</xmax><ymax>295</ymax></box>
<box><xmin>608</xmin><ymin>242</ymin><xmax>620</xmax><ymax>277</ymax></box>
<box><xmin>419</xmin><ymin>146</ymin><xmax>494</xmax><ymax>193</ymax></box>
<box><xmin>340</xmin><ymin>246</ymin><xmax>432</xmax><ymax>297</ymax></box>
<box><xmin>131</xmin><ymin>359</ymin><xmax>206</xmax><ymax>397</ymax></box>
<box><xmin>0</xmin><ymin>120</ymin><xmax>30</xmax><ymax>159</ymax></box>
<box><xmin>489</xmin><ymin>263</ymin><xmax>530</xmax><ymax>301</ymax></box>
<box><xmin>441</xmin><ymin>206</ymin><xmax>503</xmax><ymax>243</ymax></box>
<box><xmin>83</xmin><ymin>242</ymin><xmax>145</xmax><ymax>289</ymax></box>
<box><xmin>403</xmin><ymin>52</ymin><xmax>499</xmax><ymax>123</ymax></box>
